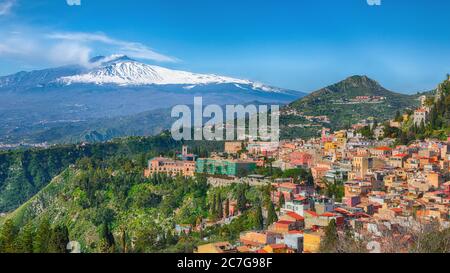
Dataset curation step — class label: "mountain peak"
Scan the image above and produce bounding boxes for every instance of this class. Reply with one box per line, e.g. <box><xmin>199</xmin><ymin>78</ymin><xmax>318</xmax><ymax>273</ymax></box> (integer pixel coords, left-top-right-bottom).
<box><xmin>341</xmin><ymin>75</ymin><xmax>380</xmax><ymax>87</ymax></box>
<box><xmin>321</xmin><ymin>75</ymin><xmax>383</xmax><ymax>95</ymax></box>
<box><xmin>54</xmin><ymin>56</ymin><xmax>295</xmax><ymax>94</ymax></box>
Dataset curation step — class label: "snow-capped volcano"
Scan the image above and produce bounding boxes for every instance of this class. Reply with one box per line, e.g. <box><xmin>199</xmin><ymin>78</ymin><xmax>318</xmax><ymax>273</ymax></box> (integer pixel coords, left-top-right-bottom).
<box><xmin>0</xmin><ymin>55</ymin><xmax>306</xmax><ymax>145</ymax></box>
<box><xmin>57</xmin><ymin>55</ymin><xmax>283</xmax><ymax>92</ymax></box>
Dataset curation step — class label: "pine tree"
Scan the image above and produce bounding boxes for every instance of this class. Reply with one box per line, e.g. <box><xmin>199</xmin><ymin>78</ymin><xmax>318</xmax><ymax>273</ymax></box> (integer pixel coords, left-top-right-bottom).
<box><xmin>266</xmin><ymin>202</ymin><xmax>278</xmax><ymax>228</ymax></box>
<box><xmin>48</xmin><ymin>225</ymin><xmax>70</xmax><ymax>253</ymax></box>
<box><xmin>210</xmin><ymin>194</ymin><xmax>217</xmax><ymax>218</ymax></box>
<box><xmin>237</xmin><ymin>189</ymin><xmax>247</xmax><ymax>213</ymax></box>
<box><xmin>33</xmin><ymin>217</ymin><xmax>51</xmax><ymax>253</ymax></box>
<box><xmin>278</xmin><ymin>193</ymin><xmax>285</xmax><ymax>210</ymax></box>
<box><xmin>217</xmin><ymin>193</ymin><xmax>224</xmax><ymax>219</ymax></box>
<box><xmin>0</xmin><ymin>219</ymin><xmax>18</xmax><ymax>253</ymax></box>
<box><xmin>255</xmin><ymin>203</ymin><xmax>264</xmax><ymax>230</ymax></box>
<box><xmin>320</xmin><ymin>219</ymin><xmax>339</xmax><ymax>253</ymax></box>
<box><xmin>224</xmin><ymin>199</ymin><xmax>230</xmax><ymax>218</ymax></box>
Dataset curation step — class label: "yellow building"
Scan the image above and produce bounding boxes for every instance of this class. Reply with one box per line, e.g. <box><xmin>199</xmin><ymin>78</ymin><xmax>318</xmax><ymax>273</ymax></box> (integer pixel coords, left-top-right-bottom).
<box><xmin>324</xmin><ymin>142</ymin><xmax>338</xmax><ymax>151</ymax></box>
<box><xmin>303</xmin><ymin>232</ymin><xmax>323</xmax><ymax>253</ymax></box>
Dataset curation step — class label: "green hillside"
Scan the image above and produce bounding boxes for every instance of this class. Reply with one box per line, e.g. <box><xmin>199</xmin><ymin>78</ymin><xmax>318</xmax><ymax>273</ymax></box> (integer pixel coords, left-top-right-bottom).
<box><xmin>0</xmin><ymin>133</ymin><xmax>223</xmax><ymax>213</ymax></box>
<box><xmin>281</xmin><ymin>75</ymin><xmax>424</xmax><ymax>139</ymax></box>
<box><xmin>0</xmin><ymin>160</ymin><xmax>267</xmax><ymax>253</ymax></box>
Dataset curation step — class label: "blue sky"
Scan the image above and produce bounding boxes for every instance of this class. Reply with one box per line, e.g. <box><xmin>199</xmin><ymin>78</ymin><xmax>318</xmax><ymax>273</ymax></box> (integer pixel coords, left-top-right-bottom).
<box><xmin>0</xmin><ymin>0</ymin><xmax>449</xmax><ymax>93</ymax></box>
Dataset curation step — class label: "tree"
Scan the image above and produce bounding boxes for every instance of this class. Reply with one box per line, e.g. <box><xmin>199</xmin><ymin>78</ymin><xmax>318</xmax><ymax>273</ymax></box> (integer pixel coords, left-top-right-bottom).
<box><xmin>0</xmin><ymin>219</ymin><xmax>18</xmax><ymax>253</ymax></box>
<box><xmin>255</xmin><ymin>203</ymin><xmax>264</xmax><ymax>230</ymax></box>
<box><xmin>278</xmin><ymin>193</ymin><xmax>285</xmax><ymax>210</ymax></box>
<box><xmin>224</xmin><ymin>199</ymin><xmax>230</xmax><ymax>218</ymax></box>
<box><xmin>48</xmin><ymin>225</ymin><xmax>70</xmax><ymax>253</ymax></box>
<box><xmin>320</xmin><ymin>219</ymin><xmax>338</xmax><ymax>253</ymax></box>
<box><xmin>98</xmin><ymin>222</ymin><xmax>115</xmax><ymax>253</ymax></box>
<box><xmin>33</xmin><ymin>217</ymin><xmax>51</xmax><ymax>253</ymax></box>
<box><xmin>237</xmin><ymin>189</ymin><xmax>247</xmax><ymax>213</ymax></box>
<box><xmin>394</xmin><ymin>111</ymin><xmax>403</xmax><ymax>122</ymax></box>
<box><xmin>266</xmin><ymin>202</ymin><xmax>278</xmax><ymax>228</ymax></box>
<box><xmin>217</xmin><ymin>193</ymin><xmax>223</xmax><ymax>219</ymax></box>
<box><xmin>16</xmin><ymin>223</ymin><xmax>34</xmax><ymax>253</ymax></box>
<box><xmin>210</xmin><ymin>194</ymin><xmax>217</xmax><ymax>218</ymax></box>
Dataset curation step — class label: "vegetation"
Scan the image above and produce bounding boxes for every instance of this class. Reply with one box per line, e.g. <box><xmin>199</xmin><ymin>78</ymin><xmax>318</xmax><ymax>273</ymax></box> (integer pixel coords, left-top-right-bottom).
<box><xmin>394</xmin><ymin>76</ymin><xmax>450</xmax><ymax>144</ymax></box>
<box><xmin>0</xmin><ymin>132</ymin><xmax>223</xmax><ymax>213</ymax></box>
<box><xmin>282</xmin><ymin>75</ymin><xmax>422</xmax><ymax>139</ymax></box>
<box><xmin>0</xmin><ymin>150</ymin><xmax>272</xmax><ymax>253</ymax></box>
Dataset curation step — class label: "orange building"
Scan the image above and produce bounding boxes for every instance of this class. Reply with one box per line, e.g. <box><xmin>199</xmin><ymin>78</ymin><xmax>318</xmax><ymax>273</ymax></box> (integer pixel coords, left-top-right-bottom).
<box><xmin>240</xmin><ymin>231</ymin><xmax>278</xmax><ymax>246</ymax></box>
<box><xmin>270</xmin><ymin>220</ymin><xmax>298</xmax><ymax>233</ymax></box>
<box><xmin>262</xmin><ymin>244</ymin><xmax>295</xmax><ymax>254</ymax></box>
<box><xmin>144</xmin><ymin>157</ymin><xmax>196</xmax><ymax>177</ymax></box>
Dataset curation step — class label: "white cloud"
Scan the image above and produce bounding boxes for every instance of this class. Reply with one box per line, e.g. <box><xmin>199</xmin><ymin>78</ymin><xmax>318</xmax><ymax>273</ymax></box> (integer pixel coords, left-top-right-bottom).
<box><xmin>48</xmin><ymin>42</ymin><xmax>92</xmax><ymax>67</ymax></box>
<box><xmin>0</xmin><ymin>0</ymin><xmax>15</xmax><ymax>16</ymax></box>
<box><xmin>0</xmin><ymin>28</ymin><xmax>178</xmax><ymax>69</ymax></box>
<box><xmin>48</xmin><ymin>32</ymin><xmax>178</xmax><ymax>63</ymax></box>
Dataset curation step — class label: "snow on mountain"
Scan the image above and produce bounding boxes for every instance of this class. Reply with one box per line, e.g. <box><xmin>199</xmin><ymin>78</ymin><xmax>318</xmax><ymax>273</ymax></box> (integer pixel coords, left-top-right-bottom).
<box><xmin>57</xmin><ymin>55</ymin><xmax>284</xmax><ymax>93</ymax></box>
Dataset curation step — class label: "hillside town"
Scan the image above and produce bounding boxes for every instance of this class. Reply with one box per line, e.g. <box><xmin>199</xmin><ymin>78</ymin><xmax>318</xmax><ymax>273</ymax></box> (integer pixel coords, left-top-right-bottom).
<box><xmin>144</xmin><ymin>112</ymin><xmax>450</xmax><ymax>253</ymax></box>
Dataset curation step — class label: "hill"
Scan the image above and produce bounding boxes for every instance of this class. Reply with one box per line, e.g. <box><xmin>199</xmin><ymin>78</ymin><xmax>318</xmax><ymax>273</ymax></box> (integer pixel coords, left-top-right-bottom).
<box><xmin>280</xmin><ymin>75</ymin><xmax>424</xmax><ymax>139</ymax></box>
<box><xmin>0</xmin><ymin>133</ymin><xmax>223</xmax><ymax>213</ymax></box>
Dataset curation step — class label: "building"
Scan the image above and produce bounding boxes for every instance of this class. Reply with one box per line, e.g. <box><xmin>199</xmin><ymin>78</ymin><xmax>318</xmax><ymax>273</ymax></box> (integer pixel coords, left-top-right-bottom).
<box><xmin>240</xmin><ymin>231</ymin><xmax>278</xmax><ymax>247</ymax></box>
<box><xmin>352</xmin><ymin>157</ymin><xmax>374</xmax><ymax>178</ymax></box>
<box><xmin>283</xmin><ymin>197</ymin><xmax>311</xmax><ymax>216</ymax></box>
<box><xmin>177</xmin><ymin>145</ymin><xmax>198</xmax><ymax>161</ymax></box>
<box><xmin>413</xmin><ymin>108</ymin><xmax>429</xmax><ymax>126</ymax></box>
<box><xmin>303</xmin><ymin>231</ymin><xmax>323</xmax><ymax>253</ymax></box>
<box><xmin>288</xmin><ymin>152</ymin><xmax>313</xmax><ymax>168</ymax></box>
<box><xmin>262</xmin><ymin>244</ymin><xmax>295</xmax><ymax>254</ymax></box>
<box><xmin>344</xmin><ymin>181</ymin><xmax>372</xmax><ymax>197</ymax></box>
<box><xmin>389</xmin><ymin>154</ymin><xmax>408</xmax><ymax>168</ymax></box>
<box><xmin>283</xmin><ymin>232</ymin><xmax>304</xmax><ymax>253</ymax></box>
<box><xmin>304</xmin><ymin>211</ymin><xmax>344</xmax><ymax>229</ymax></box>
<box><xmin>196</xmin><ymin>158</ymin><xmax>256</xmax><ymax>177</ymax></box>
<box><xmin>371</xmin><ymin>146</ymin><xmax>392</xmax><ymax>158</ymax></box>
<box><xmin>270</xmin><ymin>220</ymin><xmax>299</xmax><ymax>233</ymax></box>
<box><xmin>196</xmin><ymin>242</ymin><xmax>237</xmax><ymax>253</ymax></box>
<box><xmin>144</xmin><ymin>157</ymin><xmax>196</xmax><ymax>178</ymax></box>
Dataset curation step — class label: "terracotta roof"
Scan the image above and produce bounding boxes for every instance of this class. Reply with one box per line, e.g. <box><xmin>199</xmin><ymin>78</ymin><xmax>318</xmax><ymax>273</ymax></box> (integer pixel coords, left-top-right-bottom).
<box><xmin>375</xmin><ymin>146</ymin><xmax>392</xmax><ymax>151</ymax></box>
<box><xmin>320</xmin><ymin>212</ymin><xmax>337</xmax><ymax>217</ymax></box>
<box><xmin>276</xmin><ymin>220</ymin><xmax>295</xmax><ymax>225</ymax></box>
<box><xmin>304</xmin><ymin>210</ymin><xmax>318</xmax><ymax>217</ymax></box>
<box><xmin>286</xmin><ymin>211</ymin><xmax>305</xmax><ymax>221</ymax></box>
